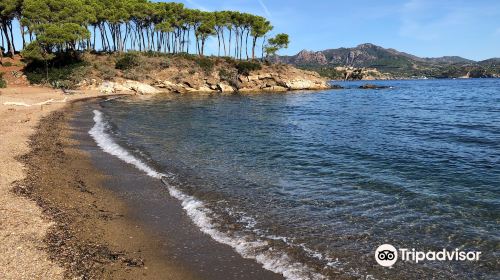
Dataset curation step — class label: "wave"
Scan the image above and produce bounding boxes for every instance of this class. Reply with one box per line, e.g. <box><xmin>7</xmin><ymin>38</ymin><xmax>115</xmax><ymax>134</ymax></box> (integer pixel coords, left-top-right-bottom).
<box><xmin>88</xmin><ymin>109</ymin><xmax>327</xmax><ymax>280</ymax></box>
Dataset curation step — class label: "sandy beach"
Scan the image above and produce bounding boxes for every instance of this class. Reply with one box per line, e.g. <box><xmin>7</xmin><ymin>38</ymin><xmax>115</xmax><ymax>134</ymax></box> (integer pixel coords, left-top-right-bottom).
<box><xmin>0</xmin><ymin>88</ymin><xmax>165</xmax><ymax>279</ymax></box>
<box><xmin>0</xmin><ymin>87</ymin><xmax>69</xmax><ymax>279</ymax></box>
<box><xmin>0</xmin><ymin>88</ymin><xmax>196</xmax><ymax>279</ymax></box>
<box><xmin>0</xmin><ymin>87</ymin><xmax>283</xmax><ymax>279</ymax></box>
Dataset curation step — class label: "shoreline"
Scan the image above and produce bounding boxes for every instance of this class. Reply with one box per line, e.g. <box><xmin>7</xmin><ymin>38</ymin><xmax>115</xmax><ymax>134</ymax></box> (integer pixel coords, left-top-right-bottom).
<box><xmin>5</xmin><ymin>92</ymin><xmax>284</xmax><ymax>279</ymax></box>
<box><xmin>0</xmin><ymin>87</ymin><xmax>127</xmax><ymax>279</ymax></box>
<box><xmin>14</xmin><ymin>104</ymin><xmax>195</xmax><ymax>279</ymax></box>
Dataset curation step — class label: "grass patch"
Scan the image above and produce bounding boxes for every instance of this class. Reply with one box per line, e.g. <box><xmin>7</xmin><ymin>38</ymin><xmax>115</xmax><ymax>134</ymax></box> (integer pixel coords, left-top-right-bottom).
<box><xmin>93</xmin><ymin>63</ymin><xmax>117</xmax><ymax>81</ymax></box>
<box><xmin>195</xmin><ymin>57</ymin><xmax>215</xmax><ymax>74</ymax></box>
<box><xmin>235</xmin><ymin>61</ymin><xmax>262</xmax><ymax>75</ymax></box>
<box><xmin>115</xmin><ymin>52</ymin><xmax>141</xmax><ymax>70</ymax></box>
<box><xmin>0</xmin><ymin>72</ymin><xmax>6</xmax><ymax>88</ymax></box>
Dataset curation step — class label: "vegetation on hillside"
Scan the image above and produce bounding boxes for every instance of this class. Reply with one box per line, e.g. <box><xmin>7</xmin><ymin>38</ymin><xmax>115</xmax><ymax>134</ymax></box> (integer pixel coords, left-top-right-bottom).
<box><xmin>0</xmin><ymin>0</ymin><xmax>291</xmax><ymax>86</ymax></box>
<box><xmin>15</xmin><ymin>51</ymin><xmax>272</xmax><ymax>89</ymax></box>
<box><xmin>0</xmin><ymin>72</ymin><xmax>6</xmax><ymax>88</ymax></box>
<box><xmin>278</xmin><ymin>44</ymin><xmax>500</xmax><ymax>79</ymax></box>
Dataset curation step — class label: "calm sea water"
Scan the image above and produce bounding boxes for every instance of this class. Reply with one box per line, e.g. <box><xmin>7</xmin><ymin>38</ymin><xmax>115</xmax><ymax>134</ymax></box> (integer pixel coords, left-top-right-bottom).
<box><xmin>96</xmin><ymin>79</ymin><xmax>499</xmax><ymax>279</ymax></box>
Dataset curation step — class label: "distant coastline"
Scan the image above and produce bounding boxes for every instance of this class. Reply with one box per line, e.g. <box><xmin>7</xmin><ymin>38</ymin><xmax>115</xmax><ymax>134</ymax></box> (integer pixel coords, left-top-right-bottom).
<box><xmin>275</xmin><ymin>43</ymin><xmax>500</xmax><ymax>80</ymax></box>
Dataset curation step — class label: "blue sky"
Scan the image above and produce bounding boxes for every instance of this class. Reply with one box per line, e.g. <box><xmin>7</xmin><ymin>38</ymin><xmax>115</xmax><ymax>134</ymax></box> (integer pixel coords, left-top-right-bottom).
<box><xmin>6</xmin><ymin>0</ymin><xmax>499</xmax><ymax>60</ymax></box>
<box><xmin>176</xmin><ymin>0</ymin><xmax>500</xmax><ymax>60</ymax></box>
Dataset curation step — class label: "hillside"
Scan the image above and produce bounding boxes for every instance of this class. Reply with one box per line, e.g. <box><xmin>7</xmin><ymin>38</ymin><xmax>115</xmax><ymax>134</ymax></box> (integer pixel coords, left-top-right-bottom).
<box><xmin>0</xmin><ymin>52</ymin><xmax>329</xmax><ymax>93</ymax></box>
<box><xmin>275</xmin><ymin>43</ymin><xmax>500</xmax><ymax>79</ymax></box>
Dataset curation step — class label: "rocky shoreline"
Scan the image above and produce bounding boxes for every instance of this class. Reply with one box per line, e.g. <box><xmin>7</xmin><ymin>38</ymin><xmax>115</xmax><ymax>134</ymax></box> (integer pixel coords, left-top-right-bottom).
<box><xmin>74</xmin><ymin>56</ymin><xmax>332</xmax><ymax>95</ymax></box>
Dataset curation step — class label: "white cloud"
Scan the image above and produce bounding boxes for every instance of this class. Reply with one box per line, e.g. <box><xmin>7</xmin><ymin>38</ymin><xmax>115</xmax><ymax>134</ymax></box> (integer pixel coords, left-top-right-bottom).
<box><xmin>257</xmin><ymin>0</ymin><xmax>272</xmax><ymax>18</ymax></box>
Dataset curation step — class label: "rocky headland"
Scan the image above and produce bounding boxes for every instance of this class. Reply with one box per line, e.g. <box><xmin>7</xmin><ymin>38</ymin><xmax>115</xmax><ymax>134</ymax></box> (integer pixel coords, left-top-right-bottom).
<box><xmin>0</xmin><ymin>53</ymin><xmax>326</xmax><ymax>95</ymax></box>
<box><xmin>86</xmin><ymin>64</ymin><xmax>330</xmax><ymax>95</ymax></box>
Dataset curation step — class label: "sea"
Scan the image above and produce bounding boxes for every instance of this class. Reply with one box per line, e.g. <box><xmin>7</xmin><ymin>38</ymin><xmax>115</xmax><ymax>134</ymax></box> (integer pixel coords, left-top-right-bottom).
<box><xmin>87</xmin><ymin>79</ymin><xmax>499</xmax><ymax>279</ymax></box>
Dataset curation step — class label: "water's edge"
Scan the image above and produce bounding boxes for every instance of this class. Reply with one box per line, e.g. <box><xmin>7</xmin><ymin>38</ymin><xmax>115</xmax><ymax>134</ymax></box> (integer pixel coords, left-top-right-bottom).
<box><xmin>88</xmin><ymin>108</ymin><xmax>330</xmax><ymax>280</ymax></box>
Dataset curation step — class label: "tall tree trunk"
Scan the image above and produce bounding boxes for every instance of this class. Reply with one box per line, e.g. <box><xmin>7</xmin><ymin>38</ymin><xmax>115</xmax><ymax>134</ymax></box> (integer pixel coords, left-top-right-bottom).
<box><xmin>0</xmin><ymin>27</ymin><xmax>3</xmax><ymax>64</ymax></box>
<box><xmin>186</xmin><ymin>28</ymin><xmax>190</xmax><ymax>53</ymax></box>
<box><xmin>157</xmin><ymin>31</ymin><xmax>162</xmax><ymax>52</ymax></box>
<box><xmin>172</xmin><ymin>32</ymin><xmax>176</xmax><ymax>53</ymax></box>
<box><xmin>0</xmin><ymin>22</ymin><xmax>4</xmax><ymax>62</ymax></box>
<box><xmin>217</xmin><ymin>30</ymin><xmax>221</xmax><ymax>56</ymax></box>
<box><xmin>239</xmin><ymin>28</ymin><xmax>244</xmax><ymax>60</ymax></box>
<box><xmin>166</xmin><ymin>32</ymin><xmax>171</xmax><ymax>53</ymax></box>
<box><xmin>261</xmin><ymin>35</ymin><xmax>266</xmax><ymax>60</ymax></box>
<box><xmin>100</xmin><ymin>24</ymin><xmax>111</xmax><ymax>52</ymax></box>
<box><xmin>234</xmin><ymin>29</ymin><xmax>238</xmax><ymax>58</ymax></box>
<box><xmin>1</xmin><ymin>22</ymin><xmax>14</xmax><ymax>57</ymax></box>
<box><xmin>99</xmin><ymin>25</ymin><xmax>106</xmax><ymax>51</ymax></box>
<box><xmin>93</xmin><ymin>25</ymin><xmax>96</xmax><ymax>50</ymax></box>
<box><xmin>196</xmin><ymin>35</ymin><xmax>200</xmax><ymax>55</ymax></box>
<box><xmin>20</xmin><ymin>22</ymin><xmax>26</xmax><ymax>49</ymax></box>
<box><xmin>252</xmin><ymin>36</ymin><xmax>257</xmax><ymax>60</ymax></box>
<box><xmin>8</xmin><ymin>22</ymin><xmax>16</xmax><ymax>54</ymax></box>
<box><xmin>201</xmin><ymin>38</ymin><xmax>205</xmax><ymax>57</ymax></box>
<box><xmin>228</xmin><ymin>28</ymin><xmax>232</xmax><ymax>58</ymax></box>
<box><xmin>245</xmin><ymin>29</ymin><xmax>249</xmax><ymax>60</ymax></box>
<box><xmin>221</xmin><ymin>29</ymin><xmax>226</xmax><ymax>56</ymax></box>
<box><xmin>141</xmin><ymin>28</ymin><xmax>146</xmax><ymax>52</ymax></box>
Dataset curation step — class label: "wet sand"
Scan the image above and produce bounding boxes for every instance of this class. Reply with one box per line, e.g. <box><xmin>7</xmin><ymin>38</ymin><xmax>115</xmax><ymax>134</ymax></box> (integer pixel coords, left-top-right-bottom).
<box><xmin>14</xmin><ymin>97</ymin><xmax>283</xmax><ymax>279</ymax></box>
<box><xmin>0</xmin><ymin>87</ymin><xmax>129</xmax><ymax>279</ymax></box>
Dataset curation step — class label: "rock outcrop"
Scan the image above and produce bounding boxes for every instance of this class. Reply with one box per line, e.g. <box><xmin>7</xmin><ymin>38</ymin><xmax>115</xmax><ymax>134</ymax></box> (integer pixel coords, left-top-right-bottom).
<box><xmin>293</xmin><ymin>50</ymin><xmax>328</xmax><ymax>65</ymax></box>
<box><xmin>334</xmin><ymin>66</ymin><xmax>392</xmax><ymax>80</ymax></box>
<box><xmin>147</xmin><ymin>64</ymin><xmax>330</xmax><ymax>94</ymax></box>
<box><xmin>359</xmin><ymin>84</ymin><xmax>391</xmax><ymax>89</ymax></box>
<box><xmin>95</xmin><ymin>80</ymin><xmax>161</xmax><ymax>94</ymax></box>
<box><xmin>76</xmin><ymin>54</ymin><xmax>332</xmax><ymax>95</ymax></box>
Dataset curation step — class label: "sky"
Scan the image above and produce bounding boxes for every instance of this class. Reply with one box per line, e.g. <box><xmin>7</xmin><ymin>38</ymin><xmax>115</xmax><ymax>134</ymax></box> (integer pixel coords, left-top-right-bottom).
<box><xmin>5</xmin><ymin>0</ymin><xmax>499</xmax><ymax>60</ymax></box>
<box><xmin>175</xmin><ymin>0</ymin><xmax>500</xmax><ymax>61</ymax></box>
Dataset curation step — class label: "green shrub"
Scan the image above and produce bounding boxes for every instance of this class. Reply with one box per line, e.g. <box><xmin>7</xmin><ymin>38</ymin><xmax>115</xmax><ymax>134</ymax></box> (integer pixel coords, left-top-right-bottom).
<box><xmin>0</xmin><ymin>72</ymin><xmax>6</xmax><ymax>88</ymax></box>
<box><xmin>93</xmin><ymin>63</ymin><xmax>117</xmax><ymax>80</ymax></box>
<box><xmin>2</xmin><ymin>61</ymin><xmax>13</xmax><ymax>67</ymax></box>
<box><xmin>115</xmin><ymin>52</ymin><xmax>141</xmax><ymax>70</ymax></box>
<box><xmin>236</xmin><ymin>61</ymin><xmax>262</xmax><ymax>75</ymax></box>
<box><xmin>195</xmin><ymin>57</ymin><xmax>214</xmax><ymax>74</ymax></box>
<box><xmin>176</xmin><ymin>52</ymin><xmax>197</xmax><ymax>61</ymax></box>
<box><xmin>219</xmin><ymin>69</ymin><xmax>232</xmax><ymax>81</ymax></box>
<box><xmin>222</xmin><ymin>56</ymin><xmax>236</xmax><ymax>65</ymax></box>
<box><xmin>24</xmin><ymin>58</ymin><xmax>90</xmax><ymax>89</ymax></box>
<box><xmin>159</xmin><ymin>60</ymin><xmax>170</xmax><ymax>68</ymax></box>
<box><xmin>143</xmin><ymin>50</ymin><xmax>169</xmax><ymax>58</ymax></box>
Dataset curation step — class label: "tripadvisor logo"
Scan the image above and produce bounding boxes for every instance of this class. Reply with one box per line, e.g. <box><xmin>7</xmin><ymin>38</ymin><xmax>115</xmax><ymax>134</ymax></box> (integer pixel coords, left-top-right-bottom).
<box><xmin>374</xmin><ymin>244</ymin><xmax>481</xmax><ymax>267</ymax></box>
<box><xmin>375</xmin><ymin>244</ymin><xmax>398</xmax><ymax>267</ymax></box>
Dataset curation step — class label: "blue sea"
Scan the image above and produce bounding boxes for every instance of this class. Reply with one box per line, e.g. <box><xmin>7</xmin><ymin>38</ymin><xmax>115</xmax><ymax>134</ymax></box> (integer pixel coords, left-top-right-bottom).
<box><xmin>90</xmin><ymin>79</ymin><xmax>499</xmax><ymax>279</ymax></box>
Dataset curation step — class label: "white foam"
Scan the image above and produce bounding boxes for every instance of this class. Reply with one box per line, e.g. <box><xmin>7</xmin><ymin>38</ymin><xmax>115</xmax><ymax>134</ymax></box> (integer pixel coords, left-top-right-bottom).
<box><xmin>88</xmin><ymin>109</ymin><xmax>327</xmax><ymax>280</ymax></box>
<box><xmin>167</xmin><ymin>187</ymin><xmax>327</xmax><ymax>280</ymax></box>
<box><xmin>89</xmin><ymin>110</ymin><xmax>162</xmax><ymax>178</ymax></box>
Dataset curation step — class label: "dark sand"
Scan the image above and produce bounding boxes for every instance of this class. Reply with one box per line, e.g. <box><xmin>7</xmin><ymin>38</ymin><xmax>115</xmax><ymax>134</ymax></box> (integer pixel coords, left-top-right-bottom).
<box><xmin>15</xmin><ymin>99</ymin><xmax>283</xmax><ymax>279</ymax></box>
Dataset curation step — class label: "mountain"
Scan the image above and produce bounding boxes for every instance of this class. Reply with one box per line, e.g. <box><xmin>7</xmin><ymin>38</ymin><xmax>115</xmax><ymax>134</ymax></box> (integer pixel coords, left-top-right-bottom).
<box><xmin>275</xmin><ymin>43</ymin><xmax>500</xmax><ymax>79</ymax></box>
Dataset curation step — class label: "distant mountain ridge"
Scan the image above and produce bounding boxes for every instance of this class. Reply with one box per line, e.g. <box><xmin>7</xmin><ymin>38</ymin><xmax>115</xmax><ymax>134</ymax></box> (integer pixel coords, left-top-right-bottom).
<box><xmin>275</xmin><ymin>43</ymin><xmax>500</xmax><ymax>79</ymax></box>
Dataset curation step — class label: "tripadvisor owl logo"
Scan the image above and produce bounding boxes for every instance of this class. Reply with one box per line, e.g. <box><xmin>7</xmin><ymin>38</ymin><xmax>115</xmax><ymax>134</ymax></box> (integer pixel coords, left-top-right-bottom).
<box><xmin>374</xmin><ymin>244</ymin><xmax>482</xmax><ymax>267</ymax></box>
<box><xmin>375</xmin><ymin>244</ymin><xmax>398</xmax><ymax>267</ymax></box>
